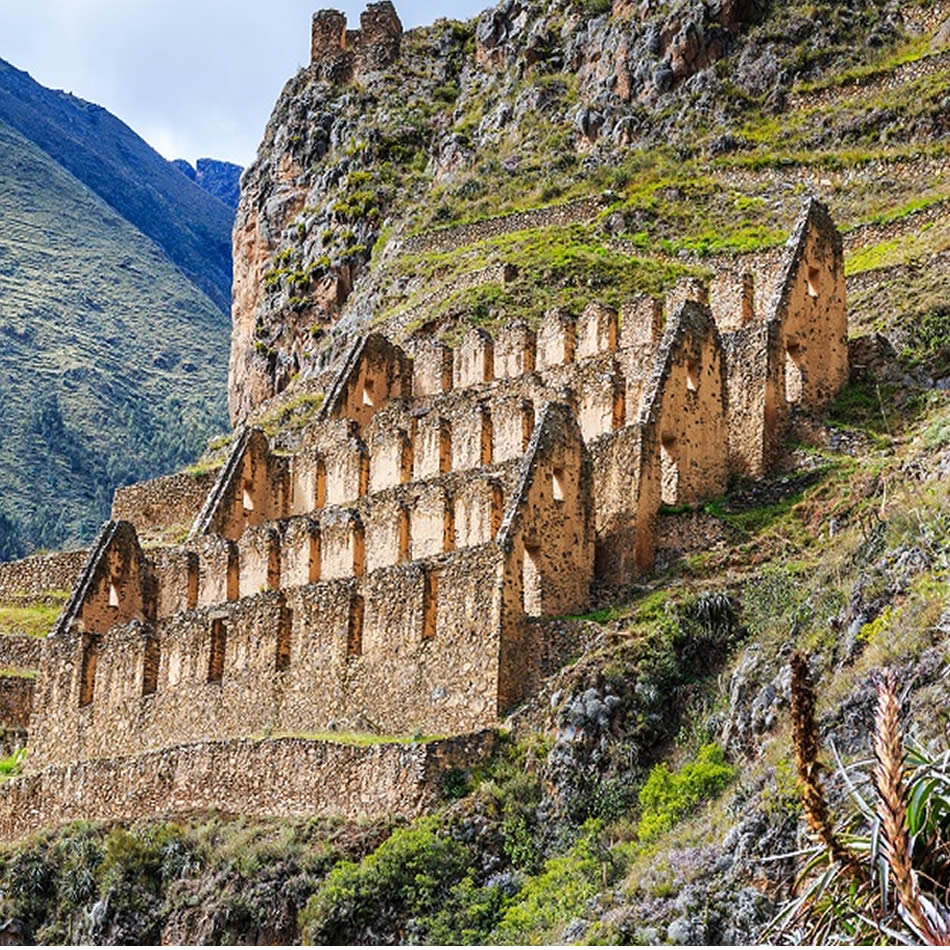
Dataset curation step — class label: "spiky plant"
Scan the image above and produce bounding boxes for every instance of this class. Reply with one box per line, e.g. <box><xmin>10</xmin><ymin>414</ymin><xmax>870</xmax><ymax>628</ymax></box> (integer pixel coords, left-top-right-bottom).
<box><xmin>768</xmin><ymin>655</ymin><xmax>950</xmax><ymax>945</ymax></box>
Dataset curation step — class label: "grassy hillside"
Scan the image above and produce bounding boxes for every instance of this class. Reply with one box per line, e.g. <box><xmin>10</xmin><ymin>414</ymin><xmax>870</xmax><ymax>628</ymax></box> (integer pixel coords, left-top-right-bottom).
<box><xmin>0</xmin><ymin>58</ymin><xmax>234</xmax><ymax>314</ymax></box>
<box><xmin>0</xmin><ymin>118</ymin><xmax>229</xmax><ymax>554</ymax></box>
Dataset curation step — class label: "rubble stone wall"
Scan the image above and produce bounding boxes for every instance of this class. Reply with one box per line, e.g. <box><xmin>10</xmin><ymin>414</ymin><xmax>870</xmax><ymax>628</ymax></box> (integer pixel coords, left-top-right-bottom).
<box><xmin>0</xmin><ymin>550</ymin><xmax>88</xmax><ymax>600</ymax></box>
<box><xmin>112</xmin><ymin>471</ymin><xmax>219</xmax><ymax>539</ymax></box>
<box><xmin>0</xmin><ymin>731</ymin><xmax>496</xmax><ymax>842</ymax></box>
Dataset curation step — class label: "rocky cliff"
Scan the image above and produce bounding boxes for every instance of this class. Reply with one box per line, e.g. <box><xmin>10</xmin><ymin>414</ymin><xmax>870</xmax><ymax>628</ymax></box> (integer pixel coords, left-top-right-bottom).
<box><xmin>228</xmin><ymin>0</ymin><xmax>912</xmax><ymax>422</ymax></box>
<box><xmin>173</xmin><ymin>158</ymin><xmax>244</xmax><ymax>209</ymax></box>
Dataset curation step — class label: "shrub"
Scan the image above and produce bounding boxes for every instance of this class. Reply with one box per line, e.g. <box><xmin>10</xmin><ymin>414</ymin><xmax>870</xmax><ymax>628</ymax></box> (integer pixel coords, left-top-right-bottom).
<box><xmin>0</xmin><ymin>748</ymin><xmax>26</xmax><ymax>777</ymax></box>
<box><xmin>490</xmin><ymin>822</ymin><xmax>614</xmax><ymax>944</ymax></box>
<box><xmin>298</xmin><ymin>817</ymin><xmax>473</xmax><ymax>944</ymax></box>
<box><xmin>577</xmin><ymin>0</ymin><xmax>611</xmax><ymax>16</ymax></box>
<box><xmin>637</xmin><ymin>744</ymin><xmax>736</xmax><ymax>841</ymax></box>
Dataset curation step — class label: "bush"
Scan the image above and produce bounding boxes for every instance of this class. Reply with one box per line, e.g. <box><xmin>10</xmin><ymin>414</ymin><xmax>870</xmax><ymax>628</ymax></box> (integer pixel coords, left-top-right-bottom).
<box><xmin>637</xmin><ymin>744</ymin><xmax>736</xmax><ymax>842</ymax></box>
<box><xmin>0</xmin><ymin>748</ymin><xmax>26</xmax><ymax>777</ymax></box>
<box><xmin>490</xmin><ymin>822</ymin><xmax>614</xmax><ymax>944</ymax></box>
<box><xmin>577</xmin><ymin>0</ymin><xmax>611</xmax><ymax>16</ymax></box>
<box><xmin>299</xmin><ymin>817</ymin><xmax>473</xmax><ymax>944</ymax></box>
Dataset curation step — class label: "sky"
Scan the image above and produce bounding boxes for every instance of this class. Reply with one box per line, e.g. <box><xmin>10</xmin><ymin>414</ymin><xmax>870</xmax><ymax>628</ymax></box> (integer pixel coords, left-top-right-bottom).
<box><xmin>0</xmin><ymin>0</ymin><xmax>488</xmax><ymax>168</ymax></box>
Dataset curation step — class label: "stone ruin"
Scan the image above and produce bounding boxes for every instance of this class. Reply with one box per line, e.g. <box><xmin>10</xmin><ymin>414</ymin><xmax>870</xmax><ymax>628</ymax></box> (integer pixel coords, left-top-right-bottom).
<box><xmin>0</xmin><ymin>198</ymin><xmax>847</xmax><ymax>836</ymax></box>
<box><xmin>311</xmin><ymin>2</ymin><xmax>403</xmax><ymax>83</ymax></box>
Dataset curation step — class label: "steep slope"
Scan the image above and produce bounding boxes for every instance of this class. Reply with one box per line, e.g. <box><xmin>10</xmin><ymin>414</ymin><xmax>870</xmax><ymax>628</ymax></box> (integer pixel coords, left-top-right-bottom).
<box><xmin>173</xmin><ymin>158</ymin><xmax>243</xmax><ymax>209</ymax></box>
<box><xmin>0</xmin><ymin>118</ymin><xmax>229</xmax><ymax>554</ymax></box>
<box><xmin>228</xmin><ymin>0</ymin><xmax>939</xmax><ymax>421</ymax></box>
<box><xmin>0</xmin><ymin>58</ymin><xmax>234</xmax><ymax>314</ymax></box>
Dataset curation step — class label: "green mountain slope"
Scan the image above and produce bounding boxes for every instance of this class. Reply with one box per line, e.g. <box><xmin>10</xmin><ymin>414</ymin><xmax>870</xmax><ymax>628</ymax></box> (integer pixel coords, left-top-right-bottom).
<box><xmin>0</xmin><ymin>58</ymin><xmax>234</xmax><ymax>314</ymax></box>
<box><xmin>0</xmin><ymin>118</ymin><xmax>229</xmax><ymax>553</ymax></box>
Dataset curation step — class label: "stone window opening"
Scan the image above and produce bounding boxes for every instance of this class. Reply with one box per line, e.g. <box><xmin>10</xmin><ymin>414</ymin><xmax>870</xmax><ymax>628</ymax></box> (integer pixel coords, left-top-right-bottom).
<box><xmin>276</xmin><ymin>606</ymin><xmax>292</xmax><ymax>672</ymax></box>
<box><xmin>438</xmin><ymin>421</ymin><xmax>452</xmax><ymax>474</ymax></box>
<box><xmin>362</xmin><ymin>378</ymin><xmax>376</xmax><ymax>407</ymax></box>
<box><xmin>142</xmin><ymin>636</ymin><xmax>160</xmax><ymax>697</ymax></box>
<box><xmin>785</xmin><ymin>339</ymin><xmax>804</xmax><ymax>405</ymax></box>
<box><xmin>265</xmin><ymin>533</ymin><xmax>281</xmax><ymax>591</ymax></box>
<box><xmin>107</xmin><ymin>581</ymin><xmax>120</xmax><ymax>609</ymax></box>
<box><xmin>79</xmin><ymin>634</ymin><xmax>98</xmax><ymax>707</ymax></box>
<box><xmin>552</xmin><ymin>467</ymin><xmax>566</xmax><ymax>502</ymax></box>
<box><xmin>353</xmin><ymin>522</ymin><xmax>366</xmax><ymax>577</ymax></box>
<box><xmin>522</xmin><ymin>406</ymin><xmax>535</xmax><ymax>450</ymax></box>
<box><xmin>807</xmin><ymin>266</ymin><xmax>821</xmax><ymax>299</ymax></box>
<box><xmin>208</xmin><ymin>618</ymin><xmax>226</xmax><ymax>684</ymax></box>
<box><xmin>242</xmin><ymin>482</ymin><xmax>255</xmax><ymax>514</ymax></box>
<box><xmin>347</xmin><ymin>595</ymin><xmax>364</xmax><ymax>657</ymax></box>
<box><xmin>612</xmin><ymin>388</ymin><xmax>626</xmax><ymax>431</ymax></box>
<box><xmin>359</xmin><ymin>453</ymin><xmax>370</xmax><ymax>497</ymax></box>
<box><xmin>400</xmin><ymin>437</ymin><xmax>414</xmax><ymax>484</ymax></box>
<box><xmin>398</xmin><ymin>507</ymin><xmax>410</xmax><ymax>562</ymax></box>
<box><xmin>686</xmin><ymin>359</ymin><xmax>700</xmax><ymax>393</ymax></box>
<box><xmin>422</xmin><ymin>570</ymin><xmax>438</xmax><ymax>640</ymax></box>
<box><xmin>226</xmin><ymin>547</ymin><xmax>240</xmax><ymax>601</ymax></box>
<box><xmin>480</xmin><ymin>409</ymin><xmax>493</xmax><ymax>466</ymax></box>
<box><xmin>523</xmin><ymin>544</ymin><xmax>543</xmax><ymax>618</ymax></box>
<box><xmin>186</xmin><ymin>558</ymin><xmax>199</xmax><ymax>610</ymax></box>
<box><xmin>442</xmin><ymin>501</ymin><xmax>455</xmax><ymax>552</ymax></box>
<box><xmin>660</xmin><ymin>434</ymin><xmax>679</xmax><ymax>506</ymax></box>
<box><xmin>309</xmin><ymin>532</ymin><xmax>322</xmax><ymax>583</ymax></box>
<box><xmin>315</xmin><ymin>458</ymin><xmax>327</xmax><ymax>509</ymax></box>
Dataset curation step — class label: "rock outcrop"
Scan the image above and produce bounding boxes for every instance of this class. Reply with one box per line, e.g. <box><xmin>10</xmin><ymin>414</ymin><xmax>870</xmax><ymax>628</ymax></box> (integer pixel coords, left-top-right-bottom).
<box><xmin>227</xmin><ymin>0</ymin><xmax>774</xmax><ymax>423</ymax></box>
<box><xmin>174</xmin><ymin>158</ymin><xmax>244</xmax><ymax>209</ymax></box>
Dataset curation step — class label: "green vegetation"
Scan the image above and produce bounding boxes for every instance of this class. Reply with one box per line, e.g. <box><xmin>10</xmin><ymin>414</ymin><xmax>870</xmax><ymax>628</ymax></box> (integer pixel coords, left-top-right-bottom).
<box><xmin>0</xmin><ymin>749</ymin><xmax>25</xmax><ymax>779</ymax></box>
<box><xmin>792</xmin><ymin>35</ymin><xmax>934</xmax><ymax>94</ymax></box>
<box><xmin>257</xmin><ymin>391</ymin><xmax>326</xmax><ymax>439</ymax></box>
<box><xmin>270</xmin><ymin>731</ymin><xmax>445</xmax><ymax>747</ymax></box>
<box><xmin>637</xmin><ymin>744</ymin><xmax>736</xmax><ymax>842</ymax></box>
<box><xmin>0</xmin><ymin>596</ymin><xmax>67</xmax><ymax>637</ymax></box>
<box><xmin>0</xmin><ymin>119</ymin><xmax>229</xmax><ymax>554</ymax></box>
<box><xmin>299</xmin><ymin>817</ymin><xmax>472</xmax><ymax>943</ymax></box>
<box><xmin>773</xmin><ymin>660</ymin><xmax>950</xmax><ymax>944</ymax></box>
<box><xmin>0</xmin><ymin>814</ymin><xmax>380</xmax><ymax>944</ymax></box>
<box><xmin>389</xmin><ymin>224</ymin><xmax>701</xmax><ymax>333</ymax></box>
<box><xmin>3</xmin><ymin>1</ymin><xmax>950</xmax><ymax>943</ymax></box>
<box><xmin>0</xmin><ymin>668</ymin><xmax>37</xmax><ymax>680</ymax></box>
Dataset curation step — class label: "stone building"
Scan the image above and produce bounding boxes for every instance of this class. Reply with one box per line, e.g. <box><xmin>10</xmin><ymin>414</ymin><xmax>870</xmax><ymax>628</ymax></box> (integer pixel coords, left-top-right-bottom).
<box><xmin>0</xmin><ymin>197</ymin><xmax>847</xmax><ymax>836</ymax></box>
<box><xmin>310</xmin><ymin>2</ymin><xmax>403</xmax><ymax>83</ymax></box>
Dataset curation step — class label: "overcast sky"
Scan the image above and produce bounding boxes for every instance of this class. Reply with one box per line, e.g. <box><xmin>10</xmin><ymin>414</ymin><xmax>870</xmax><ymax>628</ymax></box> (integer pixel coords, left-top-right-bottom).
<box><xmin>0</xmin><ymin>0</ymin><xmax>488</xmax><ymax>168</ymax></box>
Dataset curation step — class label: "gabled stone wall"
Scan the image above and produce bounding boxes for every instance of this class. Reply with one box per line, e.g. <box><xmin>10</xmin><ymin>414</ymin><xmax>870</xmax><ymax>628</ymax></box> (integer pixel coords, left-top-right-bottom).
<box><xmin>13</xmin><ymin>198</ymin><xmax>850</xmax><ymax>829</ymax></box>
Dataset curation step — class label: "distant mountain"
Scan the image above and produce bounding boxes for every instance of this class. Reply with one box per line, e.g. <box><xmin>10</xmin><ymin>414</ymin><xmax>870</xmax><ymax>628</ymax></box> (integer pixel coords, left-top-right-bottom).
<box><xmin>0</xmin><ymin>74</ymin><xmax>232</xmax><ymax>556</ymax></box>
<box><xmin>0</xmin><ymin>58</ymin><xmax>234</xmax><ymax>313</ymax></box>
<box><xmin>173</xmin><ymin>158</ymin><xmax>243</xmax><ymax>209</ymax></box>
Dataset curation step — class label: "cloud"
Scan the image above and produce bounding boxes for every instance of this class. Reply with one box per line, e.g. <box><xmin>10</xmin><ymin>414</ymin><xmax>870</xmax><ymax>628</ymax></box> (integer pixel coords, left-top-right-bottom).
<box><xmin>0</xmin><ymin>0</ymin><xmax>488</xmax><ymax>166</ymax></box>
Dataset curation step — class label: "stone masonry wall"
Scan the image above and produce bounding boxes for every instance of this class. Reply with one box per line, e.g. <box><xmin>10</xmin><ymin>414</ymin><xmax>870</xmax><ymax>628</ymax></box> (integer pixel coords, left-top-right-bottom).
<box><xmin>18</xmin><ymin>198</ymin><xmax>848</xmax><ymax>821</ymax></box>
<box><xmin>787</xmin><ymin>46</ymin><xmax>950</xmax><ymax>111</ymax></box>
<box><xmin>0</xmin><ymin>550</ymin><xmax>88</xmax><ymax>600</ymax></box>
<box><xmin>0</xmin><ymin>636</ymin><xmax>42</xmax><ymax>672</ymax></box>
<box><xmin>29</xmin><ymin>545</ymin><xmax>505</xmax><ymax>770</ymax></box>
<box><xmin>0</xmin><ymin>678</ymin><xmax>33</xmax><ymax>731</ymax></box>
<box><xmin>399</xmin><ymin>195</ymin><xmax>605</xmax><ymax>257</ymax></box>
<box><xmin>0</xmin><ymin>732</ymin><xmax>495</xmax><ymax>842</ymax></box>
<box><xmin>310</xmin><ymin>3</ymin><xmax>403</xmax><ymax>83</ymax></box>
<box><xmin>112</xmin><ymin>470</ymin><xmax>220</xmax><ymax>540</ymax></box>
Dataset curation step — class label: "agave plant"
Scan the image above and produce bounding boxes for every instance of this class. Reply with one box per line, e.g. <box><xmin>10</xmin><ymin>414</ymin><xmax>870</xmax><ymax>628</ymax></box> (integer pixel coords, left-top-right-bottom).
<box><xmin>767</xmin><ymin>654</ymin><xmax>950</xmax><ymax>945</ymax></box>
